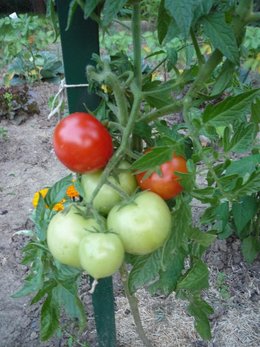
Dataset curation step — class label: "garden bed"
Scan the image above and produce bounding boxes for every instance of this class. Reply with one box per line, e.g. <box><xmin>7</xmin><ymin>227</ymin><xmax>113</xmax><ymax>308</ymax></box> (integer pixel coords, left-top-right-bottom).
<box><xmin>0</xmin><ymin>81</ymin><xmax>259</xmax><ymax>347</ymax></box>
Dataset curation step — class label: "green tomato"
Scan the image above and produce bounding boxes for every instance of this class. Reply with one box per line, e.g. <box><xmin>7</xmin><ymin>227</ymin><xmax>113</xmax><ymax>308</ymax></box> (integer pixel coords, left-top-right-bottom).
<box><xmin>81</xmin><ymin>161</ymin><xmax>137</xmax><ymax>215</ymax></box>
<box><xmin>79</xmin><ymin>233</ymin><xmax>125</xmax><ymax>279</ymax></box>
<box><xmin>47</xmin><ymin>205</ymin><xmax>99</xmax><ymax>268</ymax></box>
<box><xmin>107</xmin><ymin>191</ymin><xmax>171</xmax><ymax>255</ymax></box>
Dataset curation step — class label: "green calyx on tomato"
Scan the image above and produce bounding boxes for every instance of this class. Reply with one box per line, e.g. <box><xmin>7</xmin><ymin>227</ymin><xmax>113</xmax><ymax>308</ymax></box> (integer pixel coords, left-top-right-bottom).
<box><xmin>81</xmin><ymin>161</ymin><xmax>137</xmax><ymax>215</ymax></box>
<box><xmin>53</xmin><ymin>112</ymin><xmax>113</xmax><ymax>173</ymax></box>
<box><xmin>79</xmin><ymin>232</ymin><xmax>125</xmax><ymax>279</ymax></box>
<box><xmin>107</xmin><ymin>191</ymin><xmax>172</xmax><ymax>255</ymax></box>
<box><xmin>47</xmin><ymin>205</ymin><xmax>99</xmax><ymax>268</ymax></box>
<box><xmin>136</xmin><ymin>153</ymin><xmax>188</xmax><ymax>200</ymax></box>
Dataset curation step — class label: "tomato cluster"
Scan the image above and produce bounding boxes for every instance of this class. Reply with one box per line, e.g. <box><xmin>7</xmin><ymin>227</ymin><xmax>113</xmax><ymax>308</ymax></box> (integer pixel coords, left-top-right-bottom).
<box><xmin>48</xmin><ymin>112</ymin><xmax>187</xmax><ymax>280</ymax></box>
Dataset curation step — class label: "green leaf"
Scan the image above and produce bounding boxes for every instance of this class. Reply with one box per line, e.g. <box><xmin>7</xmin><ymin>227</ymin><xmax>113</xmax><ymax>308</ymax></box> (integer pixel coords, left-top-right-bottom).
<box><xmin>166</xmin><ymin>47</ymin><xmax>178</xmax><ymax>71</ymax></box>
<box><xmin>187</xmin><ymin>228</ymin><xmax>216</xmax><ymax>248</ymax></box>
<box><xmin>251</xmin><ymin>98</ymin><xmax>260</xmax><ymax>124</ymax></box>
<box><xmin>211</xmin><ymin>61</ymin><xmax>235</xmax><ymax>96</ymax></box>
<box><xmin>128</xmin><ymin>249</ymin><xmax>162</xmax><ymax>294</ymax></box>
<box><xmin>225</xmin><ymin>155</ymin><xmax>260</xmax><ymax>177</ymax></box>
<box><xmin>132</xmin><ymin>146</ymin><xmax>174</xmax><ymax>172</ymax></box>
<box><xmin>232</xmin><ymin>196</ymin><xmax>258</xmax><ymax>237</ymax></box>
<box><xmin>191</xmin><ymin>187</ymin><xmax>218</xmax><ymax>204</ymax></box>
<box><xmin>233</xmin><ymin>169</ymin><xmax>260</xmax><ymax>198</ymax></box>
<box><xmin>33</xmin><ymin>195</ymin><xmax>48</xmax><ymax>241</ymax></box>
<box><xmin>149</xmin><ymin>249</ymin><xmax>186</xmax><ymax>295</ymax></box>
<box><xmin>45</xmin><ymin>174</ymin><xmax>73</xmax><ymax>209</ymax></box>
<box><xmin>177</xmin><ymin>259</ymin><xmax>209</xmax><ymax>292</ymax></box>
<box><xmin>84</xmin><ymin>0</ymin><xmax>100</xmax><ymax>19</ymax></box>
<box><xmin>133</xmin><ymin>121</ymin><xmax>154</xmax><ymax>147</ymax></box>
<box><xmin>223</xmin><ymin>123</ymin><xmax>256</xmax><ymax>153</ymax></box>
<box><xmin>188</xmin><ymin>297</ymin><xmax>213</xmax><ymax>340</ymax></box>
<box><xmin>53</xmin><ymin>283</ymin><xmax>86</xmax><ymax>328</ymax></box>
<box><xmin>40</xmin><ymin>294</ymin><xmax>60</xmax><ymax>341</ymax></box>
<box><xmin>241</xmin><ymin>236</ymin><xmax>260</xmax><ymax>263</ymax></box>
<box><xmin>164</xmin><ymin>0</ymin><xmax>197</xmax><ymax>38</ymax></box>
<box><xmin>202</xmin><ymin>13</ymin><xmax>239</xmax><ymax>63</ymax></box>
<box><xmin>157</xmin><ymin>0</ymin><xmax>171</xmax><ymax>44</ymax></box>
<box><xmin>203</xmin><ymin>89</ymin><xmax>260</xmax><ymax>126</ymax></box>
<box><xmin>102</xmin><ymin>0</ymin><xmax>128</xmax><ymax>27</ymax></box>
<box><xmin>31</xmin><ymin>280</ymin><xmax>57</xmax><ymax>304</ymax></box>
<box><xmin>12</xmin><ymin>250</ymin><xmax>44</xmax><ymax>298</ymax></box>
<box><xmin>149</xmin><ymin>201</ymin><xmax>191</xmax><ymax>294</ymax></box>
<box><xmin>66</xmin><ymin>0</ymin><xmax>79</xmax><ymax>30</ymax></box>
<box><xmin>192</xmin><ymin>0</ymin><xmax>214</xmax><ymax>25</ymax></box>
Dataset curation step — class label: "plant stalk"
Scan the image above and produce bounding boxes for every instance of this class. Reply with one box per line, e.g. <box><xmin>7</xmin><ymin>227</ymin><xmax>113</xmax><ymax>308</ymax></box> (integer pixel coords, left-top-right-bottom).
<box><xmin>89</xmin><ymin>85</ymin><xmax>141</xmax><ymax>205</ymax></box>
<box><xmin>120</xmin><ymin>265</ymin><xmax>153</xmax><ymax>347</ymax></box>
<box><xmin>132</xmin><ymin>1</ymin><xmax>142</xmax><ymax>90</ymax></box>
<box><xmin>139</xmin><ymin>100</ymin><xmax>183</xmax><ymax>123</ymax></box>
<box><xmin>190</xmin><ymin>28</ymin><xmax>205</xmax><ymax>66</ymax></box>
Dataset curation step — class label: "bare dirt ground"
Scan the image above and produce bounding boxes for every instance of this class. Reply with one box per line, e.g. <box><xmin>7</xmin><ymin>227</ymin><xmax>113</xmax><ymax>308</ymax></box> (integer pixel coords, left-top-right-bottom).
<box><xmin>0</xmin><ymin>81</ymin><xmax>259</xmax><ymax>347</ymax></box>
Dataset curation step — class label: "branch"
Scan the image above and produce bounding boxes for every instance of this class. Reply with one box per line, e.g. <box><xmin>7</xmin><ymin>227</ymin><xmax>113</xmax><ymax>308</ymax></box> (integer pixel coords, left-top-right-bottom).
<box><xmin>190</xmin><ymin>28</ymin><xmax>205</xmax><ymax>66</ymax></box>
<box><xmin>120</xmin><ymin>265</ymin><xmax>153</xmax><ymax>347</ymax></box>
<box><xmin>139</xmin><ymin>100</ymin><xmax>183</xmax><ymax>123</ymax></box>
<box><xmin>246</xmin><ymin>12</ymin><xmax>260</xmax><ymax>23</ymax></box>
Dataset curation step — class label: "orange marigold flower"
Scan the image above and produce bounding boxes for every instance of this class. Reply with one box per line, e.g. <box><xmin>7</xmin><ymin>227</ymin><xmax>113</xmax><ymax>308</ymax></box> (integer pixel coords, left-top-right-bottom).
<box><xmin>53</xmin><ymin>199</ymin><xmax>66</xmax><ymax>212</ymax></box>
<box><xmin>32</xmin><ymin>188</ymin><xmax>49</xmax><ymax>208</ymax></box>
<box><xmin>66</xmin><ymin>185</ymin><xmax>79</xmax><ymax>199</ymax></box>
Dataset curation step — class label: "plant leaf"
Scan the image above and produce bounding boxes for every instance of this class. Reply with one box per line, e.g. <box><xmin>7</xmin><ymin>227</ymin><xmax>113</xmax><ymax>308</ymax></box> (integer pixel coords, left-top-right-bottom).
<box><xmin>203</xmin><ymin>89</ymin><xmax>260</xmax><ymax>126</ymax></box>
<box><xmin>225</xmin><ymin>154</ymin><xmax>260</xmax><ymax>177</ymax></box>
<box><xmin>45</xmin><ymin>174</ymin><xmax>73</xmax><ymax>209</ymax></box>
<box><xmin>40</xmin><ymin>294</ymin><xmax>60</xmax><ymax>340</ymax></box>
<box><xmin>84</xmin><ymin>0</ymin><xmax>100</xmax><ymax>19</ymax></box>
<box><xmin>202</xmin><ymin>12</ymin><xmax>239</xmax><ymax>63</ymax></box>
<box><xmin>132</xmin><ymin>147</ymin><xmax>174</xmax><ymax>172</ymax></box>
<box><xmin>128</xmin><ymin>249</ymin><xmax>162</xmax><ymax>294</ymax></box>
<box><xmin>157</xmin><ymin>0</ymin><xmax>171</xmax><ymax>44</ymax></box>
<box><xmin>177</xmin><ymin>259</ymin><xmax>209</xmax><ymax>292</ymax></box>
<box><xmin>188</xmin><ymin>296</ymin><xmax>213</xmax><ymax>340</ymax></box>
<box><xmin>232</xmin><ymin>196</ymin><xmax>258</xmax><ymax>237</ymax></box>
<box><xmin>223</xmin><ymin>123</ymin><xmax>256</xmax><ymax>153</ymax></box>
<box><xmin>102</xmin><ymin>0</ymin><xmax>128</xmax><ymax>27</ymax></box>
<box><xmin>241</xmin><ymin>236</ymin><xmax>260</xmax><ymax>263</ymax></box>
<box><xmin>164</xmin><ymin>0</ymin><xmax>198</xmax><ymax>38</ymax></box>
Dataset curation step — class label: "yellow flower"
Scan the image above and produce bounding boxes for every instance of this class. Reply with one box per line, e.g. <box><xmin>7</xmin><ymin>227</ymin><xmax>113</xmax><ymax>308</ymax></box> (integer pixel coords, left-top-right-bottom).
<box><xmin>66</xmin><ymin>185</ymin><xmax>79</xmax><ymax>199</ymax></box>
<box><xmin>32</xmin><ymin>188</ymin><xmax>49</xmax><ymax>208</ymax></box>
<box><xmin>32</xmin><ymin>188</ymin><xmax>66</xmax><ymax>211</ymax></box>
<box><xmin>53</xmin><ymin>199</ymin><xmax>66</xmax><ymax>212</ymax></box>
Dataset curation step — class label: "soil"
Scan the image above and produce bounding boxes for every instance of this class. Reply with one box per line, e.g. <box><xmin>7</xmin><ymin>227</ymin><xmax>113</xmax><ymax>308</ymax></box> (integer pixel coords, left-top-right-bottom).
<box><xmin>0</xmin><ymin>81</ymin><xmax>259</xmax><ymax>347</ymax></box>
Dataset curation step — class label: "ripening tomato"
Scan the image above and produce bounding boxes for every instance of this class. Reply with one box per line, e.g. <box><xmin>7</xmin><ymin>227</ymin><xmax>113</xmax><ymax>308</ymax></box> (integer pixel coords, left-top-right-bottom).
<box><xmin>79</xmin><ymin>232</ymin><xmax>125</xmax><ymax>279</ymax></box>
<box><xmin>81</xmin><ymin>161</ymin><xmax>137</xmax><ymax>215</ymax></box>
<box><xmin>53</xmin><ymin>112</ymin><xmax>113</xmax><ymax>173</ymax></box>
<box><xmin>136</xmin><ymin>154</ymin><xmax>187</xmax><ymax>200</ymax></box>
<box><xmin>107</xmin><ymin>191</ymin><xmax>171</xmax><ymax>255</ymax></box>
<box><xmin>47</xmin><ymin>205</ymin><xmax>99</xmax><ymax>268</ymax></box>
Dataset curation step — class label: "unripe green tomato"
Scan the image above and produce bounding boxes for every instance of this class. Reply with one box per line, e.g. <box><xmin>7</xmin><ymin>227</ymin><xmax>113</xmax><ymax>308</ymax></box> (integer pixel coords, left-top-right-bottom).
<box><xmin>81</xmin><ymin>161</ymin><xmax>137</xmax><ymax>215</ymax></box>
<box><xmin>79</xmin><ymin>233</ymin><xmax>125</xmax><ymax>279</ymax></box>
<box><xmin>107</xmin><ymin>191</ymin><xmax>172</xmax><ymax>255</ymax></box>
<box><xmin>47</xmin><ymin>205</ymin><xmax>99</xmax><ymax>268</ymax></box>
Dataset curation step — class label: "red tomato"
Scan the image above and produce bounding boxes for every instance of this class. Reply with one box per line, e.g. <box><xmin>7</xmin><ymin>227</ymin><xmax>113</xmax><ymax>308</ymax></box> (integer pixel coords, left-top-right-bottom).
<box><xmin>53</xmin><ymin>112</ymin><xmax>113</xmax><ymax>173</ymax></box>
<box><xmin>136</xmin><ymin>154</ymin><xmax>187</xmax><ymax>200</ymax></box>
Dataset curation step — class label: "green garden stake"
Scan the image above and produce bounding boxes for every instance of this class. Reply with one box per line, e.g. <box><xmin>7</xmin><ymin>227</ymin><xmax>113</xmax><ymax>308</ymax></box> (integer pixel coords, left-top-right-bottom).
<box><xmin>56</xmin><ymin>1</ymin><xmax>117</xmax><ymax>346</ymax></box>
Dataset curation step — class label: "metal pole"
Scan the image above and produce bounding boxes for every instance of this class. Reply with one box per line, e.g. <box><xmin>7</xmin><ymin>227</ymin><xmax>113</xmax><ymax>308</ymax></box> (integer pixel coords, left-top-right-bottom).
<box><xmin>56</xmin><ymin>1</ymin><xmax>117</xmax><ymax>346</ymax></box>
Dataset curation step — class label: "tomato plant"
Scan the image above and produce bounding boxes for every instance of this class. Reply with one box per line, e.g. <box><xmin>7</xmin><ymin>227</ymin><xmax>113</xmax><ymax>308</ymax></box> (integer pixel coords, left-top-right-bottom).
<box><xmin>47</xmin><ymin>205</ymin><xmax>99</xmax><ymax>268</ymax></box>
<box><xmin>81</xmin><ymin>161</ymin><xmax>137</xmax><ymax>215</ymax></box>
<box><xmin>53</xmin><ymin>112</ymin><xmax>113</xmax><ymax>173</ymax></box>
<box><xmin>107</xmin><ymin>191</ymin><xmax>171</xmax><ymax>255</ymax></box>
<box><xmin>136</xmin><ymin>153</ymin><xmax>188</xmax><ymax>200</ymax></box>
<box><xmin>79</xmin><ymin>232</ymin><xmax>125</xmax><ymax>279</ymax></box>
<box><xmin>15</xmin><ymin>0</ymin><xmax>260</xmax><ymax>346</ymax></box>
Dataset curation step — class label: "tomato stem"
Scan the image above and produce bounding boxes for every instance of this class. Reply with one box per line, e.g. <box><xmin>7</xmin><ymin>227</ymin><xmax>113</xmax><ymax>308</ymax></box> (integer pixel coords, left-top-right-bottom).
<box><xmin>190</xmin><ymin>28</ymin><xmax>205</xmax><ymax>66</ymax></box>
<box><xmin>120</xmin><ymin>264</ymin><xmax>154</xmax><ymax>347</ymax></box>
